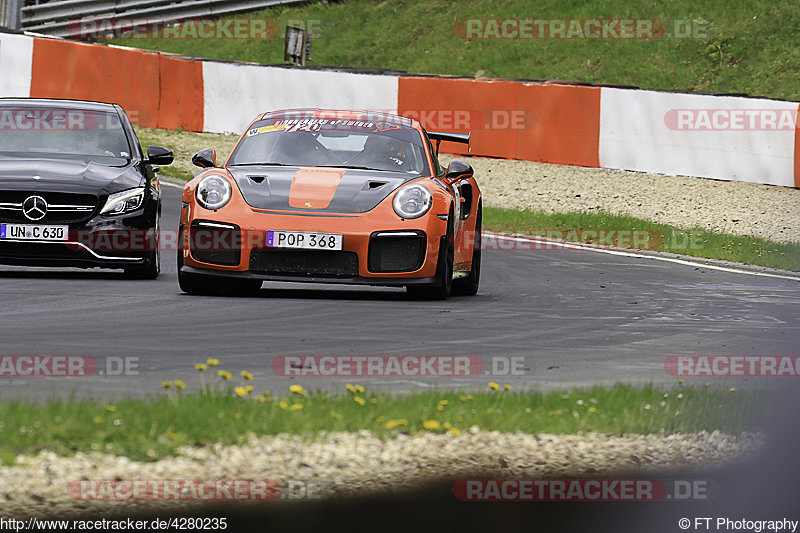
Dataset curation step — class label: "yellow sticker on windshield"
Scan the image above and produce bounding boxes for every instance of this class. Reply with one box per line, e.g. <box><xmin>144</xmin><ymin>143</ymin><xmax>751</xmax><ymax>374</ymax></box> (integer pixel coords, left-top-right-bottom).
<box><xmin>247</xmin><ymin>124</ymin><xmax>286</xmax><ymax>137</ymax></box>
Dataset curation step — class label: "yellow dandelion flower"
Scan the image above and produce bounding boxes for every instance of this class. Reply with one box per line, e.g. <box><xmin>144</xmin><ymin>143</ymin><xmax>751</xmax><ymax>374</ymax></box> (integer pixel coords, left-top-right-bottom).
<box><xmin>678</xmin><ymin>379</ymin><xmax>684</xmax><ymax>384</ymax></box>
<box><xmin>256</xmin><ymin>396</ymin><xmax>266</xmax><ymax>403</ymax></box>
<box><xmin>375</xmin><ymin>416</ymin><xmax>386</xmax><ymax>425</ymax></box>
<box><xmin>423</xmin><ymin>420</ymin><xmax>440</xmax><ymax>430</ymax></box>
<box><xmin>385</xmin><ymin>418</ymin><xmax>408</xmax><ymax>429</ymax></box>
<box><xmin>93</xmin><ymin>416</ymin><xmax>103</xmax><ymax>423</ymax></box>
<box><xmin>438</xmin><ymin>400</ymin><xmax>449</xmax><ymax>406</ymax></box>
<box><xmin>504</xmin><ymin>384</ymin><xmax>512</xmax><ymax>390</ymax></box>
<box><xmin>289</xmin><ymin>384</ymin><xmax>306</xmax><ymax>396</ymax></box>
<box><xmin>436</xmin><ymin>405</ymin><xmax>445</xmax><ymax>412</ymax></box>
<box><xmin>278</xmin><ymin>401</ymin><xmax>288</xmax><ymax>409</ymax></box>
<box><xmin>466</xmin><ymin>395</ymin><xmax>473</xmax><ymax>401</ymax></box>
<box><xmin>245</xmin><ymin>385</ymin><xmax>253</xmax><ymax>393</ymax></box>
<box><xmin>488</xmin><ymin>381</ymin><xmax>500</xmax><ymax>390</ymax></box>
<box><xmin>263</xmin><ymin>390</ymin><xmax>272</xmax><ymax>396</ymax></box>
<box><xmin>234</xmin><ymin>386</ymin><xmax>247</xmax><ymax>397</ymax></box>
<box><xmin>729</xmin><ymin>387</ymin><xmax>736</xmax><ymax>392</ymax></box>
<box><xmin>331</xmin><ymin>411</ymin><xmax>342</xmax><ymax>420</ymax></box>
<box><xmin>174</xmin><ymin>380</ymin><xmax>186</xmax><ymax>390</ymax></box>
<box><xmin>588</xmin><ymin>407</ymin><xmax>597</xmax><ymax>413</ymax></box>
<box><xmin>217</xmin><ymin>370</ymin><xmax>232</xmax><ymax>380</ymax></box>
<box><xmin>354</xmin><ymin>396</ymin><xmax>366</xmax><ymax>406</ymax></box>
<box><xmin>289</xmin><ymin>403</ymin><xmax>303</xmax><ymax>411</ymax></box>
<box><xmin>240</xmin><ymin>370</ymin><xmax>253</xmax><ymax>381</ymax></box>
<box><xmin>459</xmin><ymin>395</ymin><xmax>468</xmax><ymax>402</ymax></box>
<box><xmin>195</xmin><ymin>363</ymin><xmax>207</xmax><ymax>371</ymax></box>
<box><xmin>369</xmin><ymin>398</ymin><xmax>377</xmax><ymax>405</ymax></box>
<box><xmin>162</xmin><ymin>381</ymin><xmax>172</xmax><ymax>389</ymax></box>
<box><xmin>346</xmin><ymin>383</ymin><xmax>357</xmax><ymax>394</ymax></box>
<box><xmin>105</xmin><ymin>405</ymin><xmax>116</xmax><ymax>412</ymax></box>
<box><xmin>207</xmin><ymin>358</ymin><xmax>219</xmax><ymax>367</ymax></box>
<box><xmin>443</xmin><ymin>422</ymin><xmax>452</xmax><ymax>429</ymax></box>
<box><xmin>355</xmin><ymin>385</ymin><xmax>365</xmax><ymax>394</ymax></box>
<box><xmin>449</xmin><ymin>428</ymin><xmax>462</xmax><ymax>436</ymax></box>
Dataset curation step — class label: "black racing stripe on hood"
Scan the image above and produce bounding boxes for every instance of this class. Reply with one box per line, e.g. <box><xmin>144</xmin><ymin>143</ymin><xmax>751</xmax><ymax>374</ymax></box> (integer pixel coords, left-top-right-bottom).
<box><xmin>230</xmin><ymin>167</ymin><xmax>415</xmax><ymax>214</ymax></box>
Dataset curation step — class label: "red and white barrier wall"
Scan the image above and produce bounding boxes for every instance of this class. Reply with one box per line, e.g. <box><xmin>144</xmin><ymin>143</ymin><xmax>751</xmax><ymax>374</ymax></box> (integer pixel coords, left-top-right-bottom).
<box><xmin>1</xmin><ymin>30</ymin><xmax>798</xmax><ymax>188</ymax></box>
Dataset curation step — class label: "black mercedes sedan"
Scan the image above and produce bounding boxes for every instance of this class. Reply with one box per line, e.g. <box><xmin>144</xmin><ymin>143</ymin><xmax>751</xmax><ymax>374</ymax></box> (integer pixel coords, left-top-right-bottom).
<box><xmin>0</xmin><ymin>98</ymin><xmax>173</xmax><ymax>278</ymax></box>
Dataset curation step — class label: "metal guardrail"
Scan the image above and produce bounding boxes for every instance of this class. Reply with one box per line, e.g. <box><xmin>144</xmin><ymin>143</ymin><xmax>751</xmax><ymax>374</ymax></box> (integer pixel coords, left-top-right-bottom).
<box><xmin>1</xmin><ymin>0</ymin><xmax>21</xmax><ymax>29</ymax></box>
<box><xmin>20</xmin><ymin>0</ymin><xmax>306</xmax><ymax>37</ymax></box>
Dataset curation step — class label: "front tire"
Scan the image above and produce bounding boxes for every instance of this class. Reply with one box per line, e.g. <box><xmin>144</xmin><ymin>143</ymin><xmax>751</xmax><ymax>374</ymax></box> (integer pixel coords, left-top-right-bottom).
<box><xmin>452</xmin><ymin>204</ymin><xmax>481</xmax><ymax>296</ymax></box>
<box><xmin>124</xmin><ymin>221</ymin><xmax>160</xmax><ymax>280</ymax></box>
<box><xmin>407</xmin><ymin>207</ymin><xmax>454</xmax><ymax>300</ymax></box>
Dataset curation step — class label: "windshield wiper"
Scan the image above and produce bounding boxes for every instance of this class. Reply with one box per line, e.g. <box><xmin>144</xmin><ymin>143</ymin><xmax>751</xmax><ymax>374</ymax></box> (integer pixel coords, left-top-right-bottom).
<box><xmin>229</xmin><ymin>162</ymin><xmax>291</xmax><ymax>167</ymax></box>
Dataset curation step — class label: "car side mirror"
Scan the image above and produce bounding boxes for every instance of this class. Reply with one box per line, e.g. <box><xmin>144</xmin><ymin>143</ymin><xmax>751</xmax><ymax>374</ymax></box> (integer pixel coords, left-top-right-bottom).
<box><xmin>146</xmin><ymin>145</ymin><xmax>174</xmax><ymax>165</ymax></box>
<box><xmin>192</xmin><ymin>148</ymin><xmax>217</xmax><ymax>169</ymax></box>
<box><xmin>444</xmin><ymin>160</ymin><xmax>473</xmax><ymax>183</ymax></box>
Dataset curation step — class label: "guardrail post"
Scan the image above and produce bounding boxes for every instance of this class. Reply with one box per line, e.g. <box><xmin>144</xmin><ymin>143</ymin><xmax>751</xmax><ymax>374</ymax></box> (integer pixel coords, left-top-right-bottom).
<box><xmin>1</xmin><ymin>0</ymin><xmax>22</xmax><ymax>30</ymax></box>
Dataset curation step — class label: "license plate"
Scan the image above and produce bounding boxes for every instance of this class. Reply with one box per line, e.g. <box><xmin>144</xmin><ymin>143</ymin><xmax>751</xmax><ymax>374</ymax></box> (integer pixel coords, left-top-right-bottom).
<box><xmin>266</xmin><ymin>230</ymin><xmax>343</xmax><ymax>250</ymax></box>
<box><xmin>0</xmin><ymin>224</ymin><xmax>68</xmax><ymax>241</ymax></box>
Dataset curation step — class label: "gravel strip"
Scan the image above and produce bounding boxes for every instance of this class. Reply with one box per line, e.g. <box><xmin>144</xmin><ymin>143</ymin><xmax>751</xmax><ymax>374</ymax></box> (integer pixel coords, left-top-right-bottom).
<box><xmin>1</xmin><ymin>430</ymin><xmax>761</xmax><ymax>518</ymax></box>
<box><xmin>439</xmin><ymin>154</ymin><xmax>800</xmax><ymax>244</ymax></box>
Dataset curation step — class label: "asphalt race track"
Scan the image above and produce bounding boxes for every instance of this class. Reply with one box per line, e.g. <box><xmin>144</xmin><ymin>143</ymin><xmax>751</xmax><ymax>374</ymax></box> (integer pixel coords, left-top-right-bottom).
<box><xmin>1</xmin><ymin>183</ymin><xmax>799</xmax><ymax>400</ymax></box>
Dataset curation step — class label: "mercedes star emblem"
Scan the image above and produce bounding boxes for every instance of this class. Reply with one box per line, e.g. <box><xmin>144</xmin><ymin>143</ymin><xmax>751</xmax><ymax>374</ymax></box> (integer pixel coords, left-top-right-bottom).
<box><xmin>22</xmin><ymin>195</ymin><xmax>48</xmax><ymax>221</ymax></box>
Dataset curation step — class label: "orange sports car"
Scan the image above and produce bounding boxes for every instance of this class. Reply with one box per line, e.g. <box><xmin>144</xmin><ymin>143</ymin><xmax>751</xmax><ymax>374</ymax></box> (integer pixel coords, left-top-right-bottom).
<box><xmin>178</xmin><ymin>109</ymin><xmax>481</xmax><ymax>299</ymax></box>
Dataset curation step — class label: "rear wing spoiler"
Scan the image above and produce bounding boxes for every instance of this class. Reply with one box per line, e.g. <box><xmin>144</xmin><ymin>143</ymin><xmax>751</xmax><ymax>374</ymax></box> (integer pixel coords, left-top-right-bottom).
<box><xmin>428</xmin><ymin>131</ymin><xmax>470</xmax><ymax>156</ymax></box>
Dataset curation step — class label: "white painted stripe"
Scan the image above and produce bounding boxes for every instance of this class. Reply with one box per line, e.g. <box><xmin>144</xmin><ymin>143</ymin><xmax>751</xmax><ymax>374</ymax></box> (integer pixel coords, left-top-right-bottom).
<box><xmin>202</xmin><ymin>62</ymin><xmax>399</xmax><ymax>133</ymax></box>
<box><xmin>0</xmin><ymin>33</ymin><xmax>34</xmax><ymax>97</ymax></box>
<box><xmin>598</xmin><ymin>87</ymin><xmax>798</xmax><ymax>187</ymax></box>
<box><xmin>487</xmin><ymin>232</ymin><xmax>800</xmax><ymax>282</ymax></box>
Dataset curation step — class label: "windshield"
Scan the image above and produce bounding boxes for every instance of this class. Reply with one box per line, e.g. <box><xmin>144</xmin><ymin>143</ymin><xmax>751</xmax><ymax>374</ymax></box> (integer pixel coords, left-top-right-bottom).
<box><xmin>228</xmin><ymin>116</ymin><xmax>430</xmax><ymax>175</ymax></box>
<box><xmin>0</xmin><ymin>106</ymin><xmax>132</xmax><ymax>163</ymax></box>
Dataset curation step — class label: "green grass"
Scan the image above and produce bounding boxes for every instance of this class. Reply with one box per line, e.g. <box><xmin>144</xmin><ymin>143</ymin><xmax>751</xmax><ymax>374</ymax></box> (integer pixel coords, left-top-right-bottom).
<box><xmin>484</xmin><ymin>207</ymin><xmax>800</xmax><ymax>271</ymax></box>
<box><xmin>0</xmin><ymin>383</ymin><xmax>763</xmax><ymax>463</ymax></box>
<box><xmin>106</xmin><ymin>0</ymin><xmax>800</xmax><ymax>100</ymax></box>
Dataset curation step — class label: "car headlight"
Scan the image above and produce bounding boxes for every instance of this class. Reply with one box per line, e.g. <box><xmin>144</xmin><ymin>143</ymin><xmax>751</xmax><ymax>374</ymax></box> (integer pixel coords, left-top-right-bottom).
<box><xmin>196</xmin><ymin>175</ymin><xmax>232</xmax><ymax>210</ymax></box>
<box><xmin>393</xmin><ymin>184</ymin><xmax>432</xmax><ymax>219</ymax></box>
<box><xmin>100</xmin><ymin>187</ymin><xmax>145</xmax><ymax>215</ymax></box>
